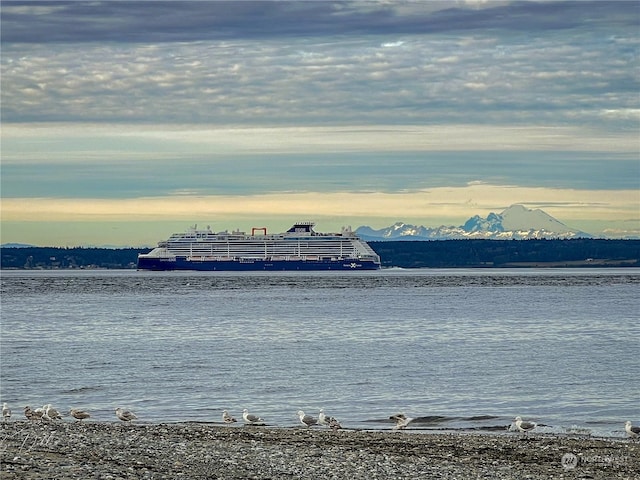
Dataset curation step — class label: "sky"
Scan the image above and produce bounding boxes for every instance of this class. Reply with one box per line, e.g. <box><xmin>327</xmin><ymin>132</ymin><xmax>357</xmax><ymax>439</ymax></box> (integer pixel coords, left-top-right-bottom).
<box><xmin>1</xmin><ymin>0</ymin><xmax>639</xmax><ymax>246</ymax></box>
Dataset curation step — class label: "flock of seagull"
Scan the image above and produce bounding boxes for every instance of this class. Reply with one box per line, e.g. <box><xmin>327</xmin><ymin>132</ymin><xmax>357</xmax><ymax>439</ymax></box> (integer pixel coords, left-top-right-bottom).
<box><xmin>512</xmin><ymin>416</ymin><xmax>640</xmax><ymax>439</ymax></box>
<box><xmin>220</xmin><ymin>408</ymin><xmax>344</xmax><ymax>430</ymax></box>
<box><xmin>1</xmin><ymin>403</ymin><xmax>136</xmax><ymax>424</ymax></box>
<box><xmin>3</xmin><ymin>402</ymin><xmax>639</xmax><ymax>439</ymax></box>
<box><xmin>2</xmin><ymin>403</ymin><xmax>342</xmax><ymax>430</ymax></box>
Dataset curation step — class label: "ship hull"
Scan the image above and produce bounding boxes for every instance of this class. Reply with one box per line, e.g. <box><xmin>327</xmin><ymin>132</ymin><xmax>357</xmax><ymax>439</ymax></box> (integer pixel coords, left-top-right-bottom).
<box><xmin>137</xmin><ymin>257</ymin><xmax>380</xmax><ymax>271</ymax></box>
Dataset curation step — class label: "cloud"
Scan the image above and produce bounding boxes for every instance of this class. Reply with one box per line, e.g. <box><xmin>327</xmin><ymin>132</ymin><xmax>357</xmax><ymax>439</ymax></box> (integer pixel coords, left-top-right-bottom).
<box><xmin>2</xmin><ymin>16</ymin><xmax>638</xmax><ymax>132</ymax></box>
<box><xmin>2</xmin><ymin>1</ymin><xmax>636</xmax><ymax>44</ymax></box>
<box><xmin>4</xmin><ymin>124</ymin><xmax>636</xmax><ymax>159</ymax></box>
<box><xmin>1</xmin><ymin>1</ymin><xmax>637</xmax><ymax>245</ymax></box>
<box><xmin>2</xmin><ymin>124</ymin><xmax>638</xmax><ymax>204</ymax></box>
<box><xmin>2</xmin><ymin>185</ymin><xmax>638</xmax><ymax>231</ymax></box>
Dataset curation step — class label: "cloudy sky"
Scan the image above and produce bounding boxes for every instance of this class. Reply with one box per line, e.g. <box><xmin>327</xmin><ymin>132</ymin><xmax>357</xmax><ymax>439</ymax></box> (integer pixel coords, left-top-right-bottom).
<box><xmin>1</xmin><ymin>0</ymin><xmax>638</xmax><ymax>246</ymax></box>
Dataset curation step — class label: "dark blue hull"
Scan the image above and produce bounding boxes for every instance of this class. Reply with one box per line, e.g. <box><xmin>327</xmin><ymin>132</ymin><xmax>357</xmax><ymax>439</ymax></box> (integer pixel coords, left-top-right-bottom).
<box><xmin>138</xmin><ymin>257</ymin><xmax>380</xmax><ymax>271</ymax></box>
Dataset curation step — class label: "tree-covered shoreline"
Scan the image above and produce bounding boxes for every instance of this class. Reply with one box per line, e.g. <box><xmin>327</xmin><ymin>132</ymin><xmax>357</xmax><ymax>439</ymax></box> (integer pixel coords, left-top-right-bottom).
<box><xmin>2</xmin><ymin>239</ymin><xmax>638</xmax><ymax>270</ymax></box>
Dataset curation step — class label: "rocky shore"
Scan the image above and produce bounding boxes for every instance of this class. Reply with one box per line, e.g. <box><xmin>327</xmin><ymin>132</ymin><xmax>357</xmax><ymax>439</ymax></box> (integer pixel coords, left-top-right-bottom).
<box><xmin>1</xmin><ymin>421</ymin><xmax>638</xmax><ymax>479</ymax></box>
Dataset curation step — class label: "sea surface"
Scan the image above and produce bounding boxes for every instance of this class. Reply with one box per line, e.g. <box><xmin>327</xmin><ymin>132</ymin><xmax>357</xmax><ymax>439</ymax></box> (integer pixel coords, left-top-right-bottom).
<box><xmin>1</xmin><ymin>268</ymin><xmax>638</xmax><ymax>438</ymax></box>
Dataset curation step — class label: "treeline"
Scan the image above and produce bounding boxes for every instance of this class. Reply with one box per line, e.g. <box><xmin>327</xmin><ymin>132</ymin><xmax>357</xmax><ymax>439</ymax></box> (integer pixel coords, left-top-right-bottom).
<box><xmin>0</xmin><ymin>247</ymin><xmax>149</xmax><ymax>270</ymax></box>
<box><xmin>1</xmin><ymin>239</ymin><xmax>639</xmax><ymax>269</ymax></box>
<box><xmin>371</xmin><ymin>239</ymin><xmax>640</xmax><ymax>268</ymax></box>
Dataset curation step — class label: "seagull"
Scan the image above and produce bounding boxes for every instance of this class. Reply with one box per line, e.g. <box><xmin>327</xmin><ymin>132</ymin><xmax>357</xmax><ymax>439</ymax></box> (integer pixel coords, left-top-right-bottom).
<box><xmin>222</xmin><ymin>410</ymin><xmax>237</xmax><ymax>423</ymax></box>
<box><xmin>327</xmin><ymin>416</ymin><xmax>343</xmax><ymax>430</ymax></box>
<box><xmin>625</xmin><ymin>421</ymin><xmax>640</xmax><ymax>439</ymax></box>
<box><xmin>24</xmin><ymin>406</ymin><xmax>36</xmax><ymax>421</ymax></box>
<box><xmin>318</xmin><ymin>409</ymin><xmax>342</xmax><ymax>429</ymax></box>
<box><xmin>44</xmin><ymin>404</ymin><xmax>62</xmax><ymax>420</ymax></box>
<box><xmin>297</xmin><ymin>410</ymin><xmax>318</xmax><ymax>428</ymax></box>
<box><xmin>70</xmin><ymin>409</ymin><xmax>91</xmax><ymax>421</ymax></box>
<box><xmin>389</xmin><ymin>413</ymin><xmax>413</xmax><ymax>430</ymax></box>
<box><xmin>24</xmin><ymin>406</ymin><xmax>43</xmax><ymax>421</ymax></box>
<box><xmin>318</xmin><ymin>408</ymin><xmax>328</xmax><ymax>425</ymax></box>
<box><xmin>2</xmin><ymin>403</ymin><xmax>10</xmax><ymax>421</ymax></box>
<box><xmin>242</xmin><ymin>409</ymin><xmax>263</xmax><ymax>424</ymax></box>
<box><xmin>115</xmin><ymin>407</ymin><xmax>138</xmax><ymax>422</ymax></box>
<box><xmin>514</xmin><ymin>416</ymin><xmax>537</xmax><ymax>433</ymax></box>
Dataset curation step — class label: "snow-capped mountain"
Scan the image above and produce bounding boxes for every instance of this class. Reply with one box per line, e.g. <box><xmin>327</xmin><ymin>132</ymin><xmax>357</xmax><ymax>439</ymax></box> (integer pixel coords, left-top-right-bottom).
<box><xmin>356</xmin><ymin>205</ymin><xmax>593</xmax><ymax>241</ymax></box>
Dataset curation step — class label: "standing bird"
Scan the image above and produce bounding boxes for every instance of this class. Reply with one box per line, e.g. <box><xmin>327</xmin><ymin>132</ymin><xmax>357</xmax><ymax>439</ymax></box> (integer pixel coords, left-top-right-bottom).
<box><xmin>242</xmin><ymin>409</ymin><xmax>263</xmax><ymax>425</ymax></box>
<box><xmin>297</xmin><ymin>410</ymin><xmax>318</xmax><ymax>428</ymax></box>
<box><xmin>70</xmin><ymin>409</ymin><xmax>91</xmax><ymax>421</ymax></box>
<box><xmin>24</xmin><ymin>406</ymin><xmax>43</xmax><ymax>421</ymax></box>
<box><xmin>327</xmin><ymin>416</ymin><xmax>343</xmax><ymax>430</ymax></box>
<box><xmin>389</xmin><ymin>413</ymin><xmax>413</xmax><ymax>430</ymax></box>
<box><xmin>318</xmin><ymin>408</ymin><xmax>328</xmax><ymax>426</ymax></box>
<box><xmin>625</xmin><ymin>421</ymin><xmax>640</xmax><ymax>439</ymax></box>
<box><xmin>222</xmin><ymin>410</ymin><xmax>237</xmax><ymax>424</ymax></box>
<box><xmin>2</xmin><ymin>403</ymin><xmax>11</xmax><ymax>422</ymax></box>
<box><xmin>318</xmin><ymin>409</ymin><xmax>342</xmax><ymax>429</ymax></box>
<box><xmin>44</xmin><ymin>404</ymin><xmax>62</xmax><ymax>421</ymax></box>
<box><xmin>24</xmin><ymin>406</ymin><xmax>36</xmax><ymax>421</ymax></box>
<box><xmin>514</xmin><ymin>416</ymin><xmax>537</xmax><ymax>433</ymax></box>
<box><xmin>115</xmin><ymin>407</ymin><xmax>138</xmax><ymax>422</ymax></box>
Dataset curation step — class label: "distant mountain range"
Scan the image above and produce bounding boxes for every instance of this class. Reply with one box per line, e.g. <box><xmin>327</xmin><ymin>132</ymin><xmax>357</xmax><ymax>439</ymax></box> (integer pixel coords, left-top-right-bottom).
<box><xmin>0</xmin><ymin>205</ymin><xmax>602</xmax><ymax>248</ymax></box>
<box><xmin>356</xmin><ymin>204</ymin><xmax>593</xmax><ymax>241</ymax></box>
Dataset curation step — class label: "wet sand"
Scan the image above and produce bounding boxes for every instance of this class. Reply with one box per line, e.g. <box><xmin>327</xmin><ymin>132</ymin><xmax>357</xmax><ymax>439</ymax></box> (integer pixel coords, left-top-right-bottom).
<box><xmin>1</xmin><ymin>421</ymin><xmax>638</xmax><ymax>479</ymax></box>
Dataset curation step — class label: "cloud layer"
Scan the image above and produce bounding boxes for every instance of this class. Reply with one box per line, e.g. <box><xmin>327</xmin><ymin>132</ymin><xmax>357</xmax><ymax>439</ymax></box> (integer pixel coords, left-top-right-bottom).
<box><xmin>2</xmin><ymin>1</ymin><xmax>638</xmax><ymax>129</ymax></box>
<box><xmin>1</xmin><ymin>1</ymin><xmax>638</xmax><ymax>244</ymax></box>
<box><xmin>1</xmin><ymin>1</ymin><xmax>635</xmax><ymax>43</ymax></box>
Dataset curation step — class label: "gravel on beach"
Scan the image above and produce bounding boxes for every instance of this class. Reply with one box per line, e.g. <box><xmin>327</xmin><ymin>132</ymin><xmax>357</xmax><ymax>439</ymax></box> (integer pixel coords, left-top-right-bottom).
<box><xmin>1</xmin><ymin>421</ymin><xmax>638</xmax><ymax>479</ymax></box>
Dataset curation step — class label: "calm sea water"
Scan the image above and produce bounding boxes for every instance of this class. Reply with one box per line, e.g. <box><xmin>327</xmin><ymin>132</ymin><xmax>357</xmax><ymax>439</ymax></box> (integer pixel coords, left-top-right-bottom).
<box><xmin>1</xmin><ymin>269</ymin><xmax>638</xmax><ymax>438</ymax></box>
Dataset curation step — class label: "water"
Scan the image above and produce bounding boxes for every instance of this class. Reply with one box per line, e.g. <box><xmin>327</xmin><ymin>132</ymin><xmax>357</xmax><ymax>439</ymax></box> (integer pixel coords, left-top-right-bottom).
<box><xmin>1</xmin><ymin>269</ymin><xmax>638</xmax><ymax>438</ymax></box>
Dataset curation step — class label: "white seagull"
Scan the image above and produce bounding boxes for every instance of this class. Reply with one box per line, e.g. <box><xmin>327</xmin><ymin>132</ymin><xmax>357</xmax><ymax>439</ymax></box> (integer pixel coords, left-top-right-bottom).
<box><xmin>389</xmin><ymin>413</ymin><xmax>413</xmax><ymax>430</ymax></box>
<box><xmin>115</xmin><ymin>407</ymin><xmax>138</xmax><ymax>422</ymax></box>
<box><xmin>297</xmin><ymin>410</ymin><xmax>318</xmax><ymax>428</ymax></box>
<box><xmin>318</xmin><ymin>409</ymin><xmax>342</xmax><ymax>429</ymax></box>
<box><xmin>2</xmin><ymin>403</ymin><xmax>11</xmax><ymax>421</ymax></box>
<box><xmin>242</xmin><ymin>409</ymin><xmax>263</xmax><ymax>424</ymax></box>
<box><xmin>318</xmin><ymin>408</ymin><xmax>328</xmax><ymax>425</ymax></box>
<box><xmin>70</xmin><ymin>408</ymin><xmax>91</xmax><ymax>421</ymax></box>
<box><xmin>625</xmin><ymin>421</ymin><xmax>640</xmax><ymax>439</ymax></box>
<box><xmin>35</xmin><ymin>406</ymin><xmax>46</xmax><ymax>420</ymax></box>
<box><xmin>514</xmin><ymin>416</ymin><xmax>537</xmax><ymax>433</ymax></box>
<box><xmin>44</xmin><ymin>404</ymin><xmax>62</xmax><ymax>420</ymax></box>
<box><xmin>222</xmin><ymin>410</ymin><xmax>237</xmax><ymax>423</ymax></box>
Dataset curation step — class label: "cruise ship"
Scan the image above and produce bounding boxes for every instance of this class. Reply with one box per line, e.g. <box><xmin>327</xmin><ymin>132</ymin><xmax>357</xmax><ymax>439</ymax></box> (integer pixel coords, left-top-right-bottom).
<box><xmin>137</xmin><ymin>222</ymin><xmax>381</xmax><ymax>271</ymax></box>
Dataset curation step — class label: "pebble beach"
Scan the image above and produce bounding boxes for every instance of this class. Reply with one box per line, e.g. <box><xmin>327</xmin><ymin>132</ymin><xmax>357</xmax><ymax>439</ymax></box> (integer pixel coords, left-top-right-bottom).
<box><xmin>2</xmin><ymin>421</ymin><xmax>638</xmax><ymax>479</ymax></box>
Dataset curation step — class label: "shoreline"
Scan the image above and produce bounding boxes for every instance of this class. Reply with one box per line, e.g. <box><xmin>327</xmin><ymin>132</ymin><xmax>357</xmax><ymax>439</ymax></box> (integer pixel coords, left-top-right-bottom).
<box><xmin>2</xmin><ymin>422</ymin><xmax>638</xmax><ymax>479</ymax></box>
